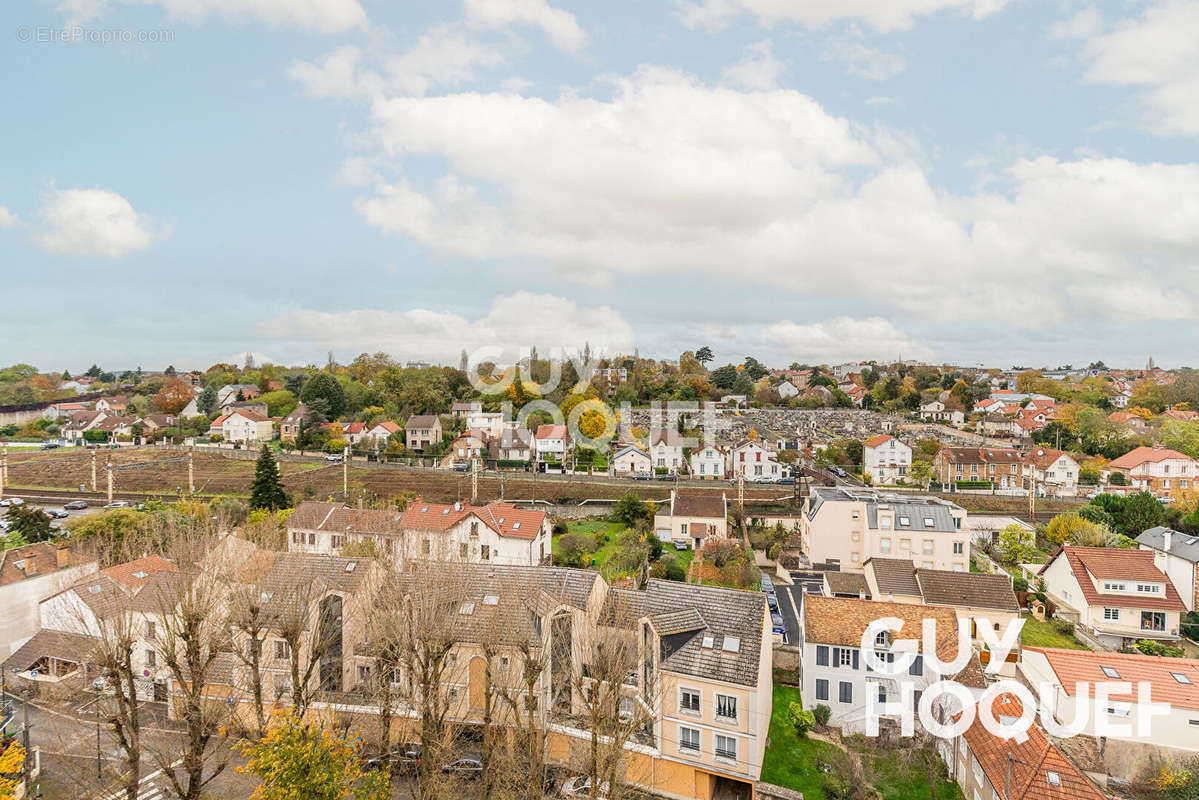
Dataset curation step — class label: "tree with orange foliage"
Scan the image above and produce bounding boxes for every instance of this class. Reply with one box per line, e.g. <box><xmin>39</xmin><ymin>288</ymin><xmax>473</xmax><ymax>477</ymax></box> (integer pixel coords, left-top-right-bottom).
<box><xmin>154</xmin><ymin>378</ymin><xmax>195</xmax><ymax>414</ymax></box>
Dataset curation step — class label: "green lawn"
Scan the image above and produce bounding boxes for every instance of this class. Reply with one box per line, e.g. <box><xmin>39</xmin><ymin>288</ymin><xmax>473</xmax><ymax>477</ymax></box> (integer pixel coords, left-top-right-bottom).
<box><xmin>761</xmin><ymin>686</ymin><xmax>963</xmax><ymax>800</ymax></box>
<box><xmin>1020</xmin><ymin>616</ymin><xmax>1089</xmax><ymax>650</ymax></box>
<box><xmin>761</xmin><ymin>686</ymin><xmax>847</xmax><ymax>799</ymax></box>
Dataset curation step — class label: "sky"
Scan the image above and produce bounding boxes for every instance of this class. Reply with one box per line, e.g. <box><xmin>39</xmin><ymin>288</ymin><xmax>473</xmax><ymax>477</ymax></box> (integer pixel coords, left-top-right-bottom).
<box><xmin>3</xmin><ymin>0</ymin><xmax>1199</xmax><ymax>372</ymax></box>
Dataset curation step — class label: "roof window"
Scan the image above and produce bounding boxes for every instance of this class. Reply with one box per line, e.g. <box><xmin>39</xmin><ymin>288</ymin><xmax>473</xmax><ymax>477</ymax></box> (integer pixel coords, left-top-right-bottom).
<box><xmin>722</xmin><ymin>636</ymin><xmax>741</xmax><ymax>653</ymax></box>
<box><xmin>1100</xmin><ymin>666</ymin><xmax>1121</xmax><ymax>679</ymax></box>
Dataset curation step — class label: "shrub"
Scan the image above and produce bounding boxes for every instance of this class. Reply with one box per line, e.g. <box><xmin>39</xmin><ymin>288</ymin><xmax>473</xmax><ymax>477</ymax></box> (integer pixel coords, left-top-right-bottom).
<box><xmin>786</xmin><ymin>702</ymin><xmax>815</xmax><ymax>737</ymax></box>
<box><xmin>558</xmin><ymin>532</ymin><xmax>599</xmax><ymax>567</ymax></box>
<box><xmin>1012</xmin><ymin>576</ymin><xmax>1029</xmax><ymax>593</ymax></box>
<box><xmin>1051</xmin><ymin>617</ymin><xmax>1075</xmax><ymax>636</ymax></box>
<box><xmin>813</xmin><ymin>704</ymin><xmax>832</xmax><ymax>730</ymax></box>
<box><xmin>552</xmin><ymin>520</ymin><xmax>568</xmax><ymax>537</ymax></box>
<box><xmin>663</xmin><ymin>564</ymin><xmax>686</xmax><ymax>582</ymax></box>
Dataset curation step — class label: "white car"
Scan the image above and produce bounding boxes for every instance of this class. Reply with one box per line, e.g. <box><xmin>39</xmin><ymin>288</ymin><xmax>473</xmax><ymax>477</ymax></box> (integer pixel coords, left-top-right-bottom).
<box><xmin>104</xmin><ymin>501</ymin><xmax>131</xmax><ymax>509</ymax></box>
<box><xmin>562</xmin><ymin>776</ymin><xmax>610</xmax><ymax>799</ymax></box>
<box><xmin>324</xmin><ymin>453</ymin><xmax>343</xmax><ymax>462</ymax></box>
<box><xmin>0</xmin><ymin>498</ymin><xmax>24</xmax><ymax>507</ymax></box>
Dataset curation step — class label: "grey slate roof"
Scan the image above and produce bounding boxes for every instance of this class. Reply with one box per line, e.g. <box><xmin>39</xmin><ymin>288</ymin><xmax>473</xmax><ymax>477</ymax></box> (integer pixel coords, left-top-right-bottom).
<box><xmin>915</xmin><ymin>569</ymin><xmax>1019</xmax><ymax>612</ymax></box>
<box><xmin>865</xmin><ymin>557</ymin><xmax>922</xmax><ymax>597</ymax></box>
<box><xmin>807</xmin><ymin>487</ymin><xmax>963</xmax><ymax>533</ymax></box>
<box><xmin>3</xmin><ymin>629</ymin><xmax>98</xmax><ymax>671</ymax></box>
<box><xmin>823</xmin><ymin>571</ymin><xmax>869</xmax><ymax>597</ymax></box>
<box><xmin>1137</xmin><ymin>527</ymin><xmax>1199</xmax><ymax>564</ymax></box>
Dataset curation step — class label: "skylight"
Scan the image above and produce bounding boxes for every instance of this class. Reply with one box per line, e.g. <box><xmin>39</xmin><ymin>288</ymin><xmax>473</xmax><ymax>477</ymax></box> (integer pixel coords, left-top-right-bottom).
<box><xmin>1171</xmin><ymin>672</ymin><xmax>1193</xmax><ymax>684</ymax></box>
<box><xmin>483</xmin><ymin>595</ymin><xmax>499</xmax><ymax>605</ymax></box>
<box><xmin>441</xmin><ymin>509</ymin><xmax>450</xmax><ymax>515</ymax></box>
<box><xmin>722</xmin><ymin>636</ymin><xmax>741</xmax><ymax>653</ymax></box>
<box><xmin>421</xmin><ymin>506</ymin><xmax>428</xmax><ymax>513</ymax></box>
<box><xmin>1046</xmin><ymin>771</ymin><xmax>1061</xmax><ymax>787</ymax></box>
<box><xmin>1101</xmin><ymin>666</ymin><xmax>1121</xmax><ymax>679</ymax></box>
<box><xmin>459</xmin><ymin>602</ymin><xmax>475</xmax><ymax>615</ymax></box>
<box><xmin>345</xmin><ymin>562</ymin><xmax>357</xmax><ymax>573</ymax></box>
<box><xmin>131</xmin><ymin>570</ymin><xmax>147</xmax><ymax>579</ymax></box>
<box><xmin>512</xmin><ymin>521</ymin><xmax>521</xmax><ymax>529</ymax></box>
<box><xmin>702</xmin><ymin>635</ymin><xmax>715</xmax><ymax>649</ymax></box>
<box><xmin>498</xmin><ymin>517</ymin><xmax>505</xmax><ymax>524</ymax></box>
<box><xmin>88</xmin><ymin>584</ymin><xmax>103</xmax><ymax>594</ymax></box>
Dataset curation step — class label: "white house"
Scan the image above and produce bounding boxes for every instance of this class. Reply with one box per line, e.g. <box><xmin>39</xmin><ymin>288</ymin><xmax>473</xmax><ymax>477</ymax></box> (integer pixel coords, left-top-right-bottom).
<box><xmin>1021</xmin><ymin>447</ymin><xmax>1080</xmax><ymax>496</ymax></box>
<box><xmin>649</xmin><ymin>429</ymin><xmax>686</xmax><ymax>474</ymax></box>
<box><xmin>1107</xmin><ymin>445</ymin><xmax>1198</xmax><ymax>499</ymax></box>
<box><xmin>689</xmin><ymin>444</ymin><xmax>727</xmax><ymax>480</ymax></box>
<box><xmin>611</xmin><ymin>444</ymin><xmax>651</xmax><ymax>476</ymax></box>
<box><xmin>800</xmin><ymin>595</ymin><xmax>978</xmax><ymax>734</ymax></box>
<box><xmin>1038</xmin><ymin>545</ymin><xmax>1187</xmax><ymax>649</ymax></box>
<box><xmin>730</xmin><ymin>439</ymin><xmax>782</xmax><ymax>481</ymax></box>
<box><xmin>0</xmin><ymin>544</ymin><xmax>97</xmax><ymax>658</ymax></box>
<box><xmin>652</xmin><ymin>489</ymin><xmax>728</xmax><ymax>549</ymax></box>
<box><xmin>211</xmin><ymin>409</ymin><xmax>275</xmax><ymax>443</ymax></box>
<box><xmin>1136</xmin><ymin>527</ymin><xmax>1199</xmax><ymax>612</ymax></box>
<box><xmin>534</xmin><ymin>424</ymin><xmax>570</xmax><ymax>467</ymax></box>
<box><xmin>862</xmin><ymin>435</ymin><xmax>912</xmax><ymax>485</ymax></box>
<box><xmin>465</xmin><ymin>409</ymin><xmax>505</xmax><ymax>439</ymax></box>
<box><xmin>919</xmin><ymin>401</ymin><xmax>965</xmax><ymax>425</ymax></box>
<box><xmin>363</xmin><ymin>420</ymin><xmax>402</xmax><ymax>450</ymax></box>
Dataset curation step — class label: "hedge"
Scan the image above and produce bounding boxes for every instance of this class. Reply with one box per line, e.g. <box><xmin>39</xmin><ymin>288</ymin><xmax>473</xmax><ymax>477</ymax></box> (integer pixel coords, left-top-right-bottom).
<box><xmin>954</xmin><ymin>480</ymin><xmax>993</xmax><ymax>489</ymax></box>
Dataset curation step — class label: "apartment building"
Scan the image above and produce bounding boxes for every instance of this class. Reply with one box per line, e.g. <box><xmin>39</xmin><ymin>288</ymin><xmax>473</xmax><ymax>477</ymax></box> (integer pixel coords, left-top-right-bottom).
<box><xmin>286</xmin><ymin>498</ymin><xmax>551</xmax><ymax>568</ymax></box>
<box><xmin>1038</xmin><ymin>545</ymin><xmax>1187</xmax><ymax>649</ymax></box>
<box><xmin>801</xmin><ymin>487</ymin><xmax>969</xmax><ymax>572</ymax></box>
<box><xmin>1136</xmin><ymin>526</ymin><xmax>1199</xmax><ymax>611</ymax></box>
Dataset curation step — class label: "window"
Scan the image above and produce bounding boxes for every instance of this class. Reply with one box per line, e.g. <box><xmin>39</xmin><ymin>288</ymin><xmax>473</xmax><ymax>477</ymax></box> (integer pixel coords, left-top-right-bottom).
<box><xmin>899</xmin><ymin>516</ymin><xmax>910</xmax><ymax>527</ymax></box>
<box><xmin>816</xmin><ymin>645</ymin><xmax>829</xmax><ymax>666</ymax></box>
<box><xmin>422</xmin><ymin>538</ymin><xmax>431</xmax><ymax>555</ymax></box>
<box><xmin>460</xmin><ymin>543</ymin><xmax>469</xmax><ymax>558</ymax></box>
<box><xmin>145</xmin><ymin>650</ymin><xmax>156</xmax><ymax>667</ymax></box>
<box><xmin>924</xmin><ymin>518</ymin><xmax>935</xmax><ymax>528</ymax></box>
<box><xmin>880</xmin><ymin>517</ymin><xmax>891</xmax><ymax>529</ymax></box>
<box><xmin>839</xmin><ymin>681</ymin><xmax>852</xmax><ymax>704</ymax></box>
<box><xmin>1046</xmin><ymin>771</ymin><xmax>1061</xmax><ymax>787</ymax></box>
<box><xmin>714</xmin><ymin>735</ymin><xmax>736</xmax><ymax>761</ymax></box>
<box><xmin>722</xmin><ymin>636</ymin><xmax>740</xmax><ymax>653</ymax></box>
<box><xmin>1137</xmin><ymin>584</ymin><xmax>1162</xmax><ymax>594</ymax></box>
<box><xmin>680</xmin><ymin>689</ymin><xmax>700</xmax><ymax>712</ymax></box>
<box><xmin>308</xmin><ymin>533</ymin><xmax>316</xmax><ymax>546</ymax></box>
<box><xmin>500</xmin><ymin>655</ymin><xmax>510</xmax><ymax>669</ymax></box>
<box><xmin>879</xmin><ymin>538</ymin><xmax>892</xmax><ymax>554</ymax></box>
<box><xmin>923</xmin><ymin>540</ymin><xmax>934</xmax><ymax>554</ymax></box>
<box><xmin>470</xmin><ymin>522</ymin><xmax>479</xmax><ymax>538</ymax></box>
<box><xmin>900</xmin><ymin>538</ymin><xmax>911</xmax><ymax>551</ymax></box>
<box><xmin>145</xmin><ymin>621</ymin><xmax>156</xmax><ymax>639</ymax></box>
<box><xmin>716</xmin><ymin>694</ymin><xmax>737</xmax><ymax>720</ymax></box>
<box><xmin>851</xmin><ymin>553</ymin><xmax>860</xmax><ymax>563</ymax></box>
<box><xmin>331</xmin><ymin>535</ymin><xmax>344</xmax><ymax>549</ymax></box>
<box><xmin>953</xmin><ymin>542</ymin><xmax>964</xmax><ymax>555</ymax></box>
<box><xmin>838</xmin><ymin>648</ymin><xmax>853</xmax><ymax>667</ymax></box>
<box><xmin>851</xmin><ymin>532</ymin><xmax>861</xmax><ymax>542</ymax></box>
<box><xmin>1100</xmin><ymin>666</ymin><xmax>1121</xmax><ymax>679</ymax></box>
<box><xmin>1107</xmin><ymin>704</ymin><xmax>1131</xmax><ymax>718</ymax></box>
<box><xmin>357</xmin><ymin>665</ymin><xmax>371</xmax><ymax>684</ymax></box>
<box><xmin>275</xmin><ymin>640</ymin><xmax>290</xmax><ymax>660</ymax></box>
<box><xmin>481</xmin><ymin>545</ymin><xmax>491</xmax><ymax>560</ymax></box>
<box><xmin>815</xmin><ymin>679</ymin><xmax>829</xmax><ymax>701</ymax></box>
<box><xmin>679</xmin><ymin>727</ymin><xmax>700</xmax><ymax>752</ymax></box>
<box><xmin>1103</xmin><ymin>608</ymin><xmax>1120</xmax><ymax>621</ymax></box>
<box><xmin>1170</xmin><ymin>672</ymin><xmax>1192</xmax><ymax>685</ymax></box>
<box><xmin>1103</xmin><ymin>582</ymin><xmax>1126</xmax><ymax>592</ymax></box>
<box><xmin>852</xmin><ymin>511</ymin><xmax>859</xmax><ymax>520</ymax></box>
<box><xmin>1142</xmin><ymin>611</ymin><xmax>1166</xmax><ymax>632</ymax></box>
<box><xmin>922</xmin><ymin>561</ymin><xmax>933</xmax><ymax>569</ymax></box>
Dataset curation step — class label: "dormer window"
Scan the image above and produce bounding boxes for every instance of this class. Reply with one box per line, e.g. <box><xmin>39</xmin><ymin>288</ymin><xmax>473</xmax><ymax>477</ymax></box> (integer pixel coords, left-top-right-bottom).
<box><xmin>899</xmin><ymin>516</ymin><xmax>910</xmax><ymax>527</ymax></box>
<box><xmin>923</xmin><ymin>518</ymin><xmax>934</xmax><ymax>528</ymax></box>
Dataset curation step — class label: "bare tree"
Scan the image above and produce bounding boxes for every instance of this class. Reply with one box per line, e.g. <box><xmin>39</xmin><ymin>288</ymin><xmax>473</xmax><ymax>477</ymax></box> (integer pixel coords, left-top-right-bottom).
<box><xmin>226</xmin><ymin>581</ymin><xmax>278</xmax><ymax>738</ymax></box>
<box><xmin>90</xmin><ymin>604</ymin><xmax>143</xmax><ymax>800</ymax></box>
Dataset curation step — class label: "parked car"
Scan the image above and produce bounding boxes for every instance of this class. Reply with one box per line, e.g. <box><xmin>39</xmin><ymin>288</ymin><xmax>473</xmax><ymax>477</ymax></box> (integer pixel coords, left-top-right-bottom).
<box><xmin>40</xmin><ymin>442</ymin><xmax>60</xmax><ymax>450</ymax></box>
<box><xmin>631</xmin><ymin>473</ymin><xmax>651</xmax><ymax>481</ymax></box>
<box><xmin>441</xmin><ymin>756</ymin><xmax>483</xmax><ymax>778</ymax></box>
<box><xmin>453</xmin><ymin>463</ymin><xmax>470</xmax><ymax>472</ymax></box>
<box><xmin>562</xmin><ymin>776</ymin><xmax>610</xmax><ymax>799</ymax></box>
<box><xmin>324</xmin><ymin>453</ymin><xmax>342</xmax><ymax>462</ymax></box>
<box><xmin>776</xmin><ymin>477</ymin><xmax>796</xmax><ymax>485</ymax></box>
<box><xmin>759</xmin><ymin>573</ymin><xmax>774</xmax><ymax>592</ymax></box>
<box><xmin>64</xmin><ymin>500</ymin><xmax>88</xmax><ymax>510</ymax></box>
<box><xmin>45</xmin><ymin>509</ymin><xmax>69</xmax><ymax>519</ymax></box>
<box><xmin>365</xmin><ymin>743</ymin><xmax>421</xmax><ymax>776</ymax></box>
<box><xmin>771</xmin><ymin>612</ymin><xmax>787</xmax><ymax>636</ymax></box>
<box><xmin>104</xmin><ymin>501</ymin><xmax>131</xmax><ymax>509</ymax></box>
<box><xmin>0</xmin><ymin>498</ymin><xmax>23</xmax><ymax>507</ymax></box>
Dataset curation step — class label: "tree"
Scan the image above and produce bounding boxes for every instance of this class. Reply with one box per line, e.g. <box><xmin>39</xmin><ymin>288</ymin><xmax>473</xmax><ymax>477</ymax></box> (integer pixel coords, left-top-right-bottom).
<box><xmin>1109</xmin><ymin>471</ymin><xmax>1126</xmax><ymax>486</ymax></box>
<box><xmin>996</xmin><ymin>523</ymin><xmax>1038</xmax><ymax>564</ymax></box>
<box><xmin>250</xmin><ymin>446</ymin><xmax>290</xmax><ymax>511</ymax></box>
<box><xmin>1045</xmin><ymin>513</ymin><xmax>1102</xmax><ymax>546</ymax></box>
<box><xmin>196</xmin><ymin>385</ymin><xmax>218</xmax><ymax>416</ymax></box>
<box><xmin>300</xmin><ymin>373</ymin><xmax>347</xmax><ymax>420</ymax></box>
<box><xmin>5</xmin><ymin>505</ymin><xmax>53</xmax><ymax>544</ymax></box>
<box><xmin>0</xmin><ymin>742</ymin><xmax>24</xmax><ymax>800</ymax></box>
<box><xmin>1120</xmin><ymin>491</ymin><xmax>1163</xmax><ymax>536</ymax></box>
<box><xmin>908</xmin><ymin>459</ymin><xmax>935</xmax><ymax>490</ymax></box>
<box><xmin>611</xmin><ymin>492</ymin><xmax>652</xmax><ymax>527</ymax></box>
<box><xmin>695</xmin><ymin>346</ymin><xmax>714</xmax><ymax>366</ymax></box>
<box><xmin>154</xmin><ymin>378</ymin><xmax>194</xmax><ymax>414</ymax></box>
<box><xmin>786</xmin><ymin>702</ymin><xmax>814</xmax><ymax>737</ymax></box>
<box><xmin>237</xmin><ymin>717</ymin><xmax>388</xmax><ymax>800</ymax></box>
<box><xmin>710</xmin><ymin>365</ymin><xmax>739</xmax><ymax>391</ymax></box>
<box><xmin>557</xmin><ymin>533</ymin><xmax>598</xmax><ymax>567</ymax></box>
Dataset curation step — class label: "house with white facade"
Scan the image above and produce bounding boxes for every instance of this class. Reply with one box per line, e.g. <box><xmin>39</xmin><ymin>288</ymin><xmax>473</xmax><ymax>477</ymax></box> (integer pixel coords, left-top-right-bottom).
<box><xmin>210</xmin><ymin>409</ymin><xmax>275</xmax><ymax>443</ymax></box>
<box><xmin>919</xmin><ymin>401</ymin><xmax>964</xmax><ymax>425</ymax></box>
<box><xmin>862</xmin><ymin>435</ymin><xmax>911</xmax><ymax>485</ymax></box>
<box><xmin>730</xmin><ymin>439</ymin><xmax>783</xmax><ymax>482</ymax></box>
<box><xmin>1022</xmin><ymin>447</ymin><xmax>1080</xmax><ymax>496</ymax></box>
<box><xmin>649</xmin><ymin>429</ymin><xmax>686</xmax><ymax>474</ymax></box>
<box><xmin>363</xmin><ymin>420</ymin><xmax>401</xmax><ymax>450</ymax></box>
<box><xmin>1107</xmin><ymin>445</ymin><xmax>1198</xmax><ymax>499</ymax></box>
<box><xmin>1136</xmin><ymin>527</ymin><xmax>1199</xmax><ymax>612</ymax></box>
<box><xmin>690</xmin><ymin>444</ymin><xmax>727</xmax><ymax>480</ymax></box>
<box><xmin>534</xmin><ymin>424</ymin><xmax>570</xmax><ymax>468</ymax></box>
<box><xmin>0</xmin><ymin>544</ymin><xmax>97</xmax><ymax>658</ymax></box>
<box><xmin>611</xmin><ymin>443</ymin><xmax>651</xmax><ymax>476</ymax></box>
<box><xmin>1038</xmin><ymin>545</ymin><xmax>1187</xmax><ymax>649</ymax></box>
<box><xmin>652</xmin><ymin>489</ymin><xmax>728</xmax><ymax>549</ymax></box>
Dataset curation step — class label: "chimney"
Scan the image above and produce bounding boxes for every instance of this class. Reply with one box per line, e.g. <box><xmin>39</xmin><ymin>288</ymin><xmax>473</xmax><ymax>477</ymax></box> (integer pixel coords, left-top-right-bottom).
<box><xmin>858</xmin><ymin>589</ymin><xmax>866</xmax><ymax>599</ymax></box>
<box><xmin>1163</xmin><ymin>529</ymin><xmax>1172</xmax><ymax>552</ymax></box>
<box><xmin>55</xmin><ymin>544</ymin><xmax>69</xmax><ymax>569</ymax></box>
<box><xmin>454</xmin><ymin>501</ymin><xmax>462</xmax><ymax>511</ymax></box>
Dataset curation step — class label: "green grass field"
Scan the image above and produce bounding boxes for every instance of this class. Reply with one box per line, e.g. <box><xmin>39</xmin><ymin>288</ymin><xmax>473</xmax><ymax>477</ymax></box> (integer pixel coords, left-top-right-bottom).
<box><xmin>1020</xmin><ymin>616</ymin><xmax>1089</xmax><ymax>650</ymax></box>
<box><xmin>551</xmin><ymin>519</ymin><xmax>694</xmax><ymax>577</ymax></box>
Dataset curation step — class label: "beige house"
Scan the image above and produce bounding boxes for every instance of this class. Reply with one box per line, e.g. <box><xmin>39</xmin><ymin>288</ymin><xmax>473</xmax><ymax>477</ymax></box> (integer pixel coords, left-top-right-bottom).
<box><xmin>404</xmin><ymin>414</ymin><xmax>442</xmax><ymax>451</ymax></box>
<box><xmin>611</xmin><ymin>443</ymin><xmax>651</xmax><ymax>476</ymax></box>
<box><xmin>211</xmin><ymin>409</ymin><xmax>275</xmax><ymax>443</ymax></box>
<box><xmin>0</xmin><ymin>543</ymin><xmax>97</xmax><ymax>658</ymax></box>
<box><xmin>1038</xmin><ymin>545</ymin><xmax>1187</xmax><ymax>649</ymax></box>
<box><xmin>653</xmin><ymin>489</ymin><xmax>729</xmax><ymax>549</ymax></box>
<box><xmin>802</xmin><ymin>487</ymin><xmax>969</xmax><ymax>572</ymax></box>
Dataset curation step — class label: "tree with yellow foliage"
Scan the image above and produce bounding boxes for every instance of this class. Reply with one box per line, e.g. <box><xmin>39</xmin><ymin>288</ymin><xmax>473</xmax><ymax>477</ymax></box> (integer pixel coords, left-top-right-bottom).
<box><xmin>238</xmin><ymin>717</ymin><xmax>388</xmax><ymax>800</ymax></box>
<box><xmin>0</xmin><ymin>741</ymin><xmax>24</xmax><ymax>800</ymax></box>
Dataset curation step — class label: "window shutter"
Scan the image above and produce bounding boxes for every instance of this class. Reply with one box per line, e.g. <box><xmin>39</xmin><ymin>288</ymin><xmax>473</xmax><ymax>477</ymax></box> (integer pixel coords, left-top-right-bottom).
<box><xmin>852</xmin><ymin>649</ymin><xmax>859</xmax><ymax>670</ymax></box>
<box><xmin>910</xmin><ymin>655</ymin><xmax>923</xmax><ymax>677</ymax></box>
<box><xmin>816</xmin><ymin>645</ymin><xmax>829</xmax><ymax>667</ymax></box>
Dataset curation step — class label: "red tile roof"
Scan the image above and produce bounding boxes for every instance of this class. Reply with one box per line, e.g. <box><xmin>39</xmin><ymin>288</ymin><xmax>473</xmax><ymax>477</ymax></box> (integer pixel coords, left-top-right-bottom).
<box><xmin>1027</xmin><ymin>646</ymin><xmax>1199</xmax><ymax>711</ymax></box>
<box><xmin>864</xmin><ymin>434</ymin><xmax>894</xmax><ymax>448</ymax></box>
<box><xmin>1108</xmin><ymin>445</ymin><xmax>1192</xmax><ymax>470</ymax></box>
<box><xmin>535</xmin><ymin>424</ymin><xmax>568</xmax><ymax>439</ymax></box>
<box><xmin>961</xmin><ymin>693</ymin><xmax>1104</xmax><ymax>800</ymax></box>
<box><xmin>101</xmin><ymin>554</ymin><xmax>178</xmax><ymax>590</ymax></box>
<box><xmin>1039</xmin><ymin>546</ymin><xmax>1186</xmax><ymax>612</ymax></box>
<box><xmin>1023</xmin><ymin>448</ymin><xmax>1069</xmax><ymax>470</ymax></box>
<box><xmin>399</xmin><ymin>497</ymin><xmax>546</xmax><ymax>540</ymax></box>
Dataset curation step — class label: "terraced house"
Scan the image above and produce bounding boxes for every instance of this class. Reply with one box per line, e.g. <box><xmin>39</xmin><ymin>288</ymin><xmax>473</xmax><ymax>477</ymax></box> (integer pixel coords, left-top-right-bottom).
<box><xmin>933</xmin><ymin>447</ymin><xmax>1024</xmax><ymax>490</ymax></box>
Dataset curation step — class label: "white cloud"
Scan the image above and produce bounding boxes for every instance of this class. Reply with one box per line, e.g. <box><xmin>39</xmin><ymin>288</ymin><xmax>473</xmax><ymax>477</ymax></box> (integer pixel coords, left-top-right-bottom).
<box><xmin>672</xmin><ymin>0</ymin><xmax>1010</xmax><ymax>32</ymax></box>
<box><xmin>225</xmin><ymin>351</ymin><xmax>280</xmax><ymax>367</ymax></box>
<box><xmin>36</xmin><ymin>187</ymin><xmax>167</xmax><ymax>258</ymax></box>
<box><xmin>60</xmin><ymin>0</ymin><xmax>366</xmax><ymax>32</ymax></box>
<box><xmin>722</xmin><ymin>41</ymin><xmax>785</xmax><ymax>89</ymax></box>
<box><xmin>463</xmin><ymin>0</ymin><xmax>586</xmax><ymax>53</ymax></box>
<box><xmin>334</xmin><ymin>68</ymin><xmax>1199</xmax><ymax>329</ymax></box>
<box><xmin>257</xmin><ymin>292</ymin><xmax>635</xmax><ymax>361</ymax></box>
<box><xmin>0</xmin><ymin>206</ymin><xmax>17</xmax><ymax>229</ymax></box>
<box><xmin>1067</xmin><ymin>1</ymin><xmax>1199</xmax><ymax>135</ymax></box>
<box><xmin>762</xmin><ymin>317</ymin><xmax>935</xmax><ymax>363</ymax></box>
<box><xmin>820</xmin><ymin>30</ymin><xmax>907</xmax><ymax>80</ymax></box>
